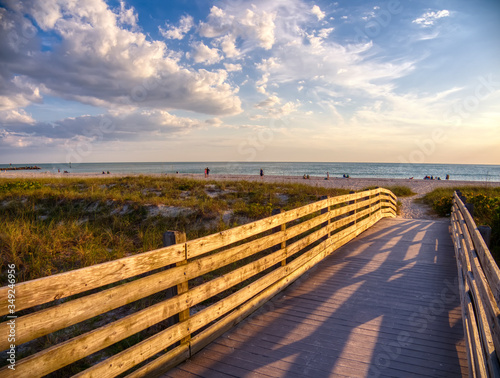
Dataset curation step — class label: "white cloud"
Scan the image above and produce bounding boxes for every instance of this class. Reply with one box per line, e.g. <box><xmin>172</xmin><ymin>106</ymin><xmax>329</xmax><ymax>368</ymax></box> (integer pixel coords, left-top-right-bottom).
<box><xmin>0</xmin><ymin>1</ymin><xmax>242</xmax><ymax>118</ymax></box>
<box><xmin>200</xmin><ymin>4</ymin><xmax>276</xmax><ymax>50</ymax></box>
<box><xmin>191</xmin><ymin>41</ymin><xmax>222</xmax><ymax>65</ymax></box>
<box><xmin>256</xmin><ymin>57</ymin><xmax>281</xmax><ymax>72</ymax></box>
<box><xmin>256</xmin><ymin>73</ymin><xmax>270</xmax><ymax>94</ymax></box>
<box><xmin>311</xmin><ymin>5</ymin><xmax>325</xmax><ymax>21</ymax></box>
<box><xmin>239</xmin><ymin>7</ymin><xmax>276</xmax><ymax>50</ymax></box>
<box><xmin>117</xmin><ymin>1</ymin><xmax>138</xmax><ymax>29</ymax></box>
<box><xmin>318</xmin><ymin>27</ymin><xmax>334</xmax><ymax>39</ymax></box>
<box><xmin>224</xmin><ymin>63</ymin><xmax>242</xmax><ymax>72</ymax></box>
<box><xmin>198</xmin><ymin>6</ymin><xmax>233</xmax><ymax>38</ymax></box>
<box><xmin>159</xmin><ymin>15</ymin><xmax>194</xmax><ymax>40</ymax></box>
<box><xmin>0</xmin><ymin>109</ymin><xmax>207</xmax><ymax>149</ymax></box>
<box><xmin>412</xmin><ymin>10</ymin><xmax>450</xmax><ymax>27</ymax></box>
<box><xmin>0</xmin><ymin>109</ymin><xmax>36</xmax><ymax>124</ymax></box>
<box><xmin>255</xmin><ymin>95</ymin><xmax>281</xmax><ymax>108</ymax></box>
<box><xmin>217</xmin><ymin>34</ymin><xmax>240</xmax><ymax>58</ymax></box>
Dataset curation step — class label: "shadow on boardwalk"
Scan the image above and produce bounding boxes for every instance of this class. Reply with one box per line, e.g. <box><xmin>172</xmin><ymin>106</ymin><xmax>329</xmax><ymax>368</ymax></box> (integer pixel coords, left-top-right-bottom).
<box><xmin>165</xmin><ymin>218</ymin><xmax>468</xmax><ymax>377</ymax></box>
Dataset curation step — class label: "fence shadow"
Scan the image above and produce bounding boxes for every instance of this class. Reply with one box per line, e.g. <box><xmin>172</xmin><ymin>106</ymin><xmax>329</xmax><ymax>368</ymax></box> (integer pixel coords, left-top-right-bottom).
<box><xmin>167</xmin><ymin>218</ymin><xmax>467</xmax><ymax>377</ymax></box>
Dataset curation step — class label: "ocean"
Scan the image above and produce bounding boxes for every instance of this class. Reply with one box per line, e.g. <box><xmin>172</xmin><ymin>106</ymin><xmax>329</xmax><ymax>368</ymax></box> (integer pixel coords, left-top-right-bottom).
<box><xmin>1</xmin><ymin>162</ymin><xmax>500</xmax><ymax>182</ymax></box>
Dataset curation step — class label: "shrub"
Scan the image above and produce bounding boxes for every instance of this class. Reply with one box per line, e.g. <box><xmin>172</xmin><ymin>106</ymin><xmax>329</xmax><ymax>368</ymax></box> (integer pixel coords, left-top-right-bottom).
<box><xmin>432</xmin><ymin>196</ymin><xmax>453</xmax><ymax>217</ymax></box>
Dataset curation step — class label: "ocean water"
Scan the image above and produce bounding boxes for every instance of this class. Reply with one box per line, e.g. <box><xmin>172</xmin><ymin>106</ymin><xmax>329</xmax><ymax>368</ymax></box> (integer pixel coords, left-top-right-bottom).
<box><xmin>1</xmin><ymin>162</ymin><xmax>500</xmax><ymax>182</ymax></box>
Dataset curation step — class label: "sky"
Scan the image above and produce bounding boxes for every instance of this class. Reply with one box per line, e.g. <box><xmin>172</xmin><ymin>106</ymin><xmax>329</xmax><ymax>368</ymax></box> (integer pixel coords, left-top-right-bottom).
<box><xmin>0</xmin><ymin>0</ymin><xmax>499</xmax><ymax>165</ymax></box>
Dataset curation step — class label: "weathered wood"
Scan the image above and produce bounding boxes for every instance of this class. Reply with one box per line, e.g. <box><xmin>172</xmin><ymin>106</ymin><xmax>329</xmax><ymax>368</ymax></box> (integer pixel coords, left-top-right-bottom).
<box><xmin>0</xmin><ymin>188</ymin><xmax>398</xmax><ymax>378</ymax></box>
<box><xmin>125</xmin><ymin>344</ymin><xmax>190</xmax><ymax>378</ymax></box>
<box><xmin>0</xmin><ymin>230</ymin><xmax>287</xmax><ymax>349</ymax></box>
<box><xmin>168</xmin><ymin>219</ymin><xmax>466</xmax><ymax>378</ymax></box>
<box><xmin>77</xmin><ymin>238</ymin><xmax>306</xmax><ymax>378</ymax></box>
<box><xmin>467</xmin><ymin>270</ymin><xmax>500</xmax><ymax>376</ymax></box>
<box><xmin>478</xmin><ymin>226</ymin><xmax>492</xmax><ymax>248</ymax></box>
<box><xmin>455</xmin><ymin>193</ymin><xmax>500</xmax><ymax>303</ymax></box>
<box><xmin>456</xmin><ymin>254</ymin><xmax>474</xmax><ymax>378</ymax></box>
<box><xmin>452</xmin><ymin>194</ymin><xmax>500</xmax><ymax>377</ymax></box>
<box><xmin>454</xmin><ymin>197</ymin><xmax>500</xmax><ymax>372</ymax></box>
<box><xmin>465</xmin><ymin>290</ymin><xmax>489</xmax><ymax>377</ymax></box>
<box><xmin>120</xmin><ymin>205</ymin><xmax>391</xmax><ymax>378</ymax></box>
<box><xmin>185</xmin><ymin>197</ymin><xmax>331</xmax><ymax>259</ymax></box>
<box><xmin>166</xmin><ymin>232</ymin><xmax>189</xmax><ymax>343</ymax></box>
<box><xmin>0</xmin><ymin>243</ymin><xmax>185</xmax><ymax>316</ymax></box>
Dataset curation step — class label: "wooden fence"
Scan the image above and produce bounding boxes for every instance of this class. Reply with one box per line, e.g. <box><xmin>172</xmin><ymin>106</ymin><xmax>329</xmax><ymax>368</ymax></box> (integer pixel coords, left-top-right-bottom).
<box><xmin>0</xmin><ymin>188</ymin><xmax>396</xmax><ymax>377</ymax></box>
<box><xmin>451</xmin><ymin>191</ymin><xmax>500</xmax><ymax>377</ymax></box>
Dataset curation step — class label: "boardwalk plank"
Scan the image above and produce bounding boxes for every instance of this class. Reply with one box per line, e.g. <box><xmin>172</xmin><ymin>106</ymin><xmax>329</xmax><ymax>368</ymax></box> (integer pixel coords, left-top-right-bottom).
<box><xmin>165</xmin><ymin>219</ymin><xmax>468</xmax><ymax>377</ymax></box>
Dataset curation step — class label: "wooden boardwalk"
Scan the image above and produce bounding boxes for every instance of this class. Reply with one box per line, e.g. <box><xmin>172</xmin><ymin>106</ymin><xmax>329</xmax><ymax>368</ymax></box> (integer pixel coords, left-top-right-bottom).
<box><xmin>164</xmin><ymin>218</ymin><xmax>468</xmax><ymax>377</ymax></box>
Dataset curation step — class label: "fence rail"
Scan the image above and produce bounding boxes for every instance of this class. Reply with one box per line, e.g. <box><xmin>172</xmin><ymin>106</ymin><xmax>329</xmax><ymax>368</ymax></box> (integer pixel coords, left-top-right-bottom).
<box><xmin>0</xmin><ymin>188</ymin><xmax>396</xmax><ymax>378</ymax></box>
<box><xmin>451</xmin><ymin>192</ymin><xmax>500</xmax><ymax>377</ymax></box>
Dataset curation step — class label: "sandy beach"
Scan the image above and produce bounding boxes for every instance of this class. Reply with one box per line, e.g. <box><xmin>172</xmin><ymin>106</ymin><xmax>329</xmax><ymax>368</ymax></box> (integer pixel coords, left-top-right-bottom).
<box><xmin>2</xmin><ymin>170</ymin><xmax>498</xmax><ymax>193</ymax></box>
<box><xmin>2</xmin><ymin>170</ymin><xmax>499</xmax><ymax>220</ymax></box>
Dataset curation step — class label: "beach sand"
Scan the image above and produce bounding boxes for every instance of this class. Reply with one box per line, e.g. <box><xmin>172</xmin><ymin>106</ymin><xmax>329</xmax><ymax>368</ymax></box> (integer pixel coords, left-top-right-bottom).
<box><xmin>2</xmin><ymin>170</ymin><xmax>499</xmax><ymax>220</ymax></box>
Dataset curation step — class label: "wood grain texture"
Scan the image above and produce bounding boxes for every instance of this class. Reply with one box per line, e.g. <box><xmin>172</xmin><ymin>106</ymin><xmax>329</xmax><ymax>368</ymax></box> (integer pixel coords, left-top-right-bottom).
<box><xmin>167</xmin><ymin>219</ymin><xmax>467</xmax><ymax>378</ymax></box>
<box><xmin>0</xmin><ymin>243</ymin><xmax>185</xmax><ymax>315</ymax></box>
<box><xmin>451</xmin><ymin>194</ymin><xmax>500</xmax><ymax>377</ymax></box>
<box><xmin>0</xmin><ymin>189</ymin><xmax>398</xmax><ymax>378</ymax></box>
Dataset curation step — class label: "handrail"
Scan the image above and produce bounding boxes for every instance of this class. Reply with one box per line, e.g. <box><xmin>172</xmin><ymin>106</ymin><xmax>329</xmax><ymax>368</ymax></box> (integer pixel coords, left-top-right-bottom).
<box><xmin>0</xmin><ymin>188</ymin><xmax>397</xmax><ymax>378</ymax></box>
<box><xmin>450</xmin><ymin>191</ymin><xmax>500</xmax><ymax>377</ymax></box>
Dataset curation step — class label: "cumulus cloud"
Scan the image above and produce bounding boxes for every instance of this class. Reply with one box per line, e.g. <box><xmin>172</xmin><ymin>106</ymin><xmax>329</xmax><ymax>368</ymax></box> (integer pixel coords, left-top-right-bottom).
<box><xmin>159</xmin><ymin>14</ymin><xmax>194</xmax><ymax>40</ymax></box>
<box><xmin>224</xmin><ymin>63</ymin><xmax>242</xmax><ymax>72</ymax></box>
<box><xmin>311</xmin><ymin>5</ymin><xmax>325</xmax><ymax>21</ymax></box>
<box><xmin>190</xmin><ymin>41</ymin><xmax>222</xmax><ymax>65</ymax></box>
<box><xmin>0</xmin><ymin>1</ymin><xmax>242</xmax><ymax>118</ymax></box>
<box><xmin>0</xmin><ymin>110</ymin><xmax>207</xmax><ymax>149</ymax></box>
<box><xmin>199</xmin><ymin>4</ymin><xmax>276</xmax><ymax>50</ymax></box>
<box><xmin>255</xmin><ymin>95</ymin><xmax>281</xmax><ymax>108</ymax></box>
<box><xmin>216</xmin><ymin>34</ymin><xmax>240</xmax><ymax>58</ymax></box>
<box><xmin>412</xmin><ymin>10</ymin><xmax>450</xmax><ymax>27</ymax></box>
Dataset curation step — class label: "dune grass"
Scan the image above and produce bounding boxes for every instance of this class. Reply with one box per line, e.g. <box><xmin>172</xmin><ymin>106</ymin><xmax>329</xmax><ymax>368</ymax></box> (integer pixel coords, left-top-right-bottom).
<box><xmin>0</xmin><ymin>175</ymin><xmax>351</xmax><ymax>284</ymax></box>
<box><xmin>420</xmin><ymin>186</ymin><xmax>500</xmax><ymax>260</ymax></box>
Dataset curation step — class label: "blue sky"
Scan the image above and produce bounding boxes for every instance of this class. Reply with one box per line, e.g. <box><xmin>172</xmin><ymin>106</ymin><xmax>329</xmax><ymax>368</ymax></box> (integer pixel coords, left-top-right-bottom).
<box><xmin>0</xmin><ymin>0</ymin><xmax>499</xmax><ymax>164</ymax></box>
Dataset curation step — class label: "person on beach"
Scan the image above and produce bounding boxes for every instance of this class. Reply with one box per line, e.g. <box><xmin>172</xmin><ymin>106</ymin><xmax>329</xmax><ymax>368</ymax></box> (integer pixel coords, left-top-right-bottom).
<box><xmin>207</xmin><ymin>167</ymin><xmax>210</xmax><ymax>176</ymax></box>
<box><xmin>260</xmin><ymin>168</ymin><xmax>264</xmax><ymax>178</ymax></box>
<box><xmin>204</xmin><ymin>168</ymin><xmax>207</xmax><ymax>178</ymax></box>
<box><xmin>326</xmin><ymin>172</ymin><xmax>329</xmax><ymax>180</ymax></box>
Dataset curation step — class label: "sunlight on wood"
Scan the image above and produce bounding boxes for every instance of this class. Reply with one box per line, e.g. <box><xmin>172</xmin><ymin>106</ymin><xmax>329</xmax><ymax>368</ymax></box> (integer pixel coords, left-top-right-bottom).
<box><xmin>332</xmin><ymin>315</ymin><xmax>384</xmax><ymax>377</ymax></box>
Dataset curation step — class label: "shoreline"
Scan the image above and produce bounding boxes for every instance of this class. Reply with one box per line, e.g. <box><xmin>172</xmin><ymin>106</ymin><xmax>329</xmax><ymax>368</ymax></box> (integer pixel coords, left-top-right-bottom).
<box><xmin>1</xmin><ymin>171</ymin><xmax>499</xmax><ymax>195</ymax></box>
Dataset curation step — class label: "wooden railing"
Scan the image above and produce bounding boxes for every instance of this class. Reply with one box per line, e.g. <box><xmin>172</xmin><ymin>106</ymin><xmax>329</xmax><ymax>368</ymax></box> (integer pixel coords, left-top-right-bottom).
<box><xmin>0</xmin><ymin>188</ymin><xmax>396</xmax><ymax>377</ymax></box>
<box><xmin>451</xmin><ymin>192</ymin><xmax>500</xmax><ymax>377</ymax></box>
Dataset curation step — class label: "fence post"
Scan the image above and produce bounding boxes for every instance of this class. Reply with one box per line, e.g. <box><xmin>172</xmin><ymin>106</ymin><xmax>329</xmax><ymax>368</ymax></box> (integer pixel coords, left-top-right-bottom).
<box><xmin>478</xmin><ymin>225</ymin><xmax>492</xmax><ymax>248</ymax></box>
<box><xmin>320</xmin><ymin>195</ymin><xmax>331</xmax><ymax>238</ymax></box>
<box><xmin>272</xmin><ymin>209</ymin><xmax>287</xmax><ymax>266</ymax></box>
<box><xmin>349</xmin><ymin>191</ymin><xmax>357</xmax><ymax>225</ymax></box>
<box><xmin>163</xmin><ymin>231</ymin><xmax>190</xmax><ymax>343</ymax></box>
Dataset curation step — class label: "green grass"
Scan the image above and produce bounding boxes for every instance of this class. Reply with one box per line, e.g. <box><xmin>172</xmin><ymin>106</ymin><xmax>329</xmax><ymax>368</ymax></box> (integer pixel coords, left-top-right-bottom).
<box><xmin>0</xmin><ymin>176</ymin><xmax>351</xmax><ymax>284</ymax></box>
<box><xmin>420</xmin><ymin>186</ymin><xmax>500</xmax><ymax>260</ymax></box>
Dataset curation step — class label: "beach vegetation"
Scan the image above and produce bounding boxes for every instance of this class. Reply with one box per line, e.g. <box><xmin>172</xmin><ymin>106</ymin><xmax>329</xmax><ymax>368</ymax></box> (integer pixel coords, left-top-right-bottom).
<box><xmin>421</xmin><ymin>186</ymin><xmax>500</xmax><ymax>260</ymax></box>
<box><xmin>0</xmin><ymin>176</ymin><xmax>351</xmax><ymax>284</ymax></box>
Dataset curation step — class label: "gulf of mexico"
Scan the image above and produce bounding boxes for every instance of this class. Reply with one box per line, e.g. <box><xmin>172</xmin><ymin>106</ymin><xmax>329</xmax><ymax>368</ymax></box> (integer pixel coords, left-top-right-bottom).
<box><xmin>1</xmin><ymin>162</ymin><xmax>499</xmax><ymax>182</ymax></box>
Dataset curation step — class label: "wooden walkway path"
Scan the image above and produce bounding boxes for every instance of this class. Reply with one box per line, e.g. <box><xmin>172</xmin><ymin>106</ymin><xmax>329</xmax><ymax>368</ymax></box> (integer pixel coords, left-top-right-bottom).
<box><xmin>164</xmin><ymin>218</ymin><xmax>468</xmax><ymax>377</ymax></box>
